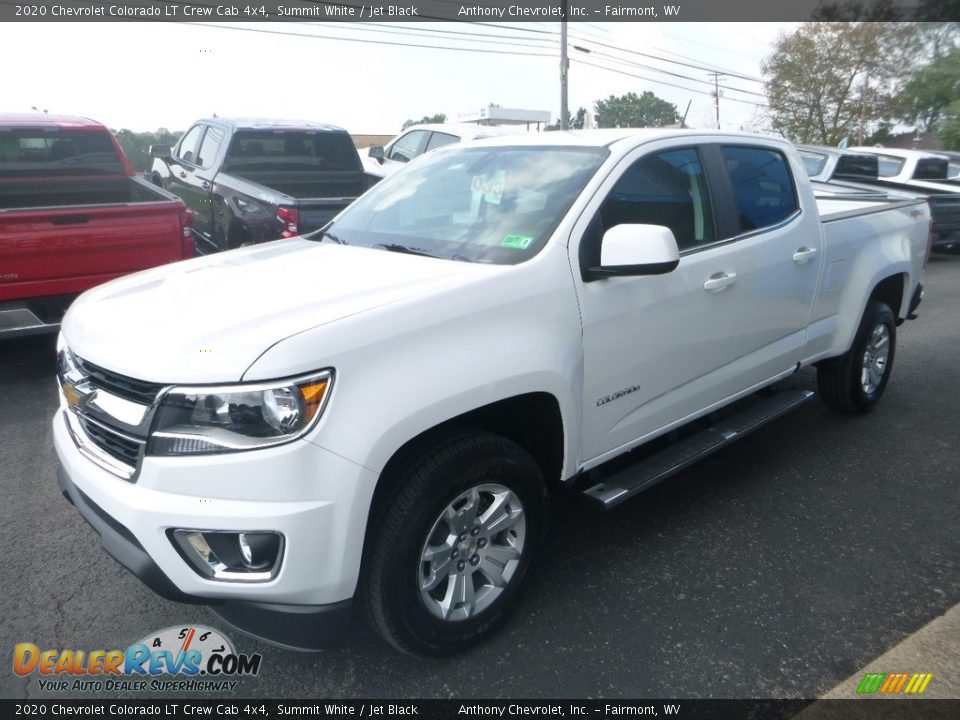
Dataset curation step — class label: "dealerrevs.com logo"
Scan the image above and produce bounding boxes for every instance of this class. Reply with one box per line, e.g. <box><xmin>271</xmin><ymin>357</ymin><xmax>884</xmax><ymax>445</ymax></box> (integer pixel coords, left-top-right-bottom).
<box><xmin>13</xmin><ymin>625</ymin><xmax>262</xmax><ymax>693</ymax></box>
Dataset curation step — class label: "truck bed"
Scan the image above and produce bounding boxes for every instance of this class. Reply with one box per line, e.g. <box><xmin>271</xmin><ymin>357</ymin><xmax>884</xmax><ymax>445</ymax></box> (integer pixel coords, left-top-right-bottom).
<box><xmin>814</xmin><ymin>193</ymin><xmax>926</xmax><ymax>224</ymax></box>
<box><xmin>0</xmin><ymin>176</ymin><xmax>174</xmax><ymax>211</ymax></box>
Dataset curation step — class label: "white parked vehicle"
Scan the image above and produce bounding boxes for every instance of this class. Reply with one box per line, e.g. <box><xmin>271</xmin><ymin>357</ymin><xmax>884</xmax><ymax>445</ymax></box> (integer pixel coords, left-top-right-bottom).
<box><xmin>848</xmin><ymin>146</ymin><xmax>955</xmax><ymax>189</ymax></box>
<box><xmin>55</xmin><ymin>130</ymin><xmax>930</xmax><ymax>656</ymax></box>
<box><xmin>362</xmin><ymin>123</ymin><xmax>523</xmax><ymax>179</ymax></box>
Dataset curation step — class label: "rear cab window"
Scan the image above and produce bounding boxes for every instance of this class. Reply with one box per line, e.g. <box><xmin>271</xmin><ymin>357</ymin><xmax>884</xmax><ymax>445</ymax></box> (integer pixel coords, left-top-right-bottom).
<box><xmin>0</xmin><ymin>128</ymin><xmax>124</xmax><ymax>178</ymax></box>
<box><xmin>720</xmin><ymin>146</ymin><xmax>799</xmax><ymax>233</ymax></box>
<box><xmin>913</xmin><ymin>157</ymin><xmax>948</xmax><ymax>180</ymax></box>
<box><xmin>224</xmin><ymin>130</ymin><xmax>361</xmax><ymax>172</ymax></box>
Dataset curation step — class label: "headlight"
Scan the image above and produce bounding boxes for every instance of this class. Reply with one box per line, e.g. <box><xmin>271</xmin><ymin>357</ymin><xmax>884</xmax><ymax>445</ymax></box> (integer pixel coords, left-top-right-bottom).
<box><xmin>147</xmin><ymin>370</ymin><xmax>333</xmax><ymax>456</ymax></box>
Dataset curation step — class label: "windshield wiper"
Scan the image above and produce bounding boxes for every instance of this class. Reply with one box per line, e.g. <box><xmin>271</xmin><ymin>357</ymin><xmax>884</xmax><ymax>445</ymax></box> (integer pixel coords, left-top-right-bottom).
<box><xmin>319</xmin><ymin>231</ymin><xmax>347</xmax><ymax>245</ymax></box>
<box><xmin>373</xmin><ymin>243</ymin><xmax>439</xmax><ymax>259</ymax></box>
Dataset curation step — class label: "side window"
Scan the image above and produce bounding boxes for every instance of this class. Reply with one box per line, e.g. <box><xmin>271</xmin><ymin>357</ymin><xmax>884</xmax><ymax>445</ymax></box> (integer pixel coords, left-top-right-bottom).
<box><xmin>597</xmin><ymin>148</ymin><xmax>715</xmax><ymax>252</ymax></box>
<box><xmin>720</xmin><ymin>146</ymin><xmax>798</xmax><ymax>232</ymax></box>
<box><xmin>425</xmin><ymin>132</ymin><xmax>459</xmax><ymax>152</ymax></box>
<box><xmin>176</xmin><ymin>126</ymin><xmax>205</xmax><ymax>165</ymax></box>
<box><xmin>196</xmin><ymin>126</ymin><xmax>225</xmax><ymax>169</ymax></box>
<box><xmin>387</xmin><ymin>130</ymin><xmax>427</xmax><ymax>163</ymax></box>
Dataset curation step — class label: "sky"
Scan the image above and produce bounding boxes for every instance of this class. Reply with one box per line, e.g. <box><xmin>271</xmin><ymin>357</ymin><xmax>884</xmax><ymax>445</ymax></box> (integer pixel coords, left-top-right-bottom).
<box><xmin>0</xmin><ymin>21</ymin><xmax>791</xmax><ymax>135</ymax></box>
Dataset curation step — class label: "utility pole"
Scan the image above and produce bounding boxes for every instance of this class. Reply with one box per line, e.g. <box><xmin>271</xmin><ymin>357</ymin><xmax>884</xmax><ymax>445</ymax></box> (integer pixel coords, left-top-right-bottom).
<box><xmin>708</xmin><ymin>72</ymin><xmax>725</xmax><ymax>129</ymax></box>
<box><xmin>560</xmin><ymin>7</ymin><xmax>569</xmax><ymax>130</ymax></box>
<box><xmin>681</xmin><ymin>100</ymin><xmax>692</xmax><ymax>129</ymax></box>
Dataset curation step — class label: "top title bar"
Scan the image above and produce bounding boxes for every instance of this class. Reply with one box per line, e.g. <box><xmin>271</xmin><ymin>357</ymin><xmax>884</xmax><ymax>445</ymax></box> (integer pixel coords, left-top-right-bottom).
<box><xmin>1</xmin><ymin>0</ymin><xmax>958</xmax><ymax>23</ymax></box>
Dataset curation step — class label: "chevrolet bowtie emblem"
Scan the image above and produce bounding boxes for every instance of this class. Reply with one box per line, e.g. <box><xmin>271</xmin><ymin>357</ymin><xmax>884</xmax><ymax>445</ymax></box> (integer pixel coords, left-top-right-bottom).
<box><xmin>63</xmin><ymin>382</ymin><xmax>82</xmax><ymax>409</ymax></box>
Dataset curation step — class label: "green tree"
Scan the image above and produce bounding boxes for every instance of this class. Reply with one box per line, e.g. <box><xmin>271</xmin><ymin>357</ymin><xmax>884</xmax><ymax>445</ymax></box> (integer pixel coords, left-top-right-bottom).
<box><xmin>762</xmin><ymin>22</ymin><xmax>914</xmax><ymax>145</ymax></box>
<box><xmin>401</xmin><ymin>113</ymin><xmax>447</xmax><ymax>130</ymax></box>
<box><xmin>593</xmin><ymin>92</ymin><xmax>679</xmax><ymax>128</ymax></box>
<box><xmin>545</xmin><ymin>107</ymin><xmax>588</xmax><ymax>131</ymax></box>
<box><xmin>895</xmin><ymin>50</ymin><xmax>960</xmax><ymax>131</ymax></box>
<box><xmin>939</xmin><ymin>100</ymin><xmax>960</xmax><ymax>150</ymax></box>
<box><xmin>113</xmin><ymin>128</ymin><xmax>181</xmax><ymax>173</ymax></box>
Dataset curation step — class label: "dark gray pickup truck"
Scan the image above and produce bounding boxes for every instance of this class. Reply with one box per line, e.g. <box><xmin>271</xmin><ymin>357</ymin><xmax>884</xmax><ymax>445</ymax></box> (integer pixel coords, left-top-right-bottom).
<box><xmin>150</xmin><ymin>118</ymin><xmax>375</xmax><ymax>253</ymax></box>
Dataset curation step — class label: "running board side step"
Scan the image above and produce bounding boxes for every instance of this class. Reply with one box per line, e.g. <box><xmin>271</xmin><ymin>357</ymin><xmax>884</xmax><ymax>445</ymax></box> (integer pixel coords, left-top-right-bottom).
<box><xmin>582</xmin><ymin>389</ymin><xmax>815</xmax><ymax>510</ymax></box>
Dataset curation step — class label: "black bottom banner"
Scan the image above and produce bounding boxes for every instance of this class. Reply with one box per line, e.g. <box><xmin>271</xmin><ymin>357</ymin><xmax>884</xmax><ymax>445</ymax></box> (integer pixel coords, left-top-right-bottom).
<box><xmin>2</xmin><ymin>699</ymin><xmax>960</xmax><ymax>720</ymax></box>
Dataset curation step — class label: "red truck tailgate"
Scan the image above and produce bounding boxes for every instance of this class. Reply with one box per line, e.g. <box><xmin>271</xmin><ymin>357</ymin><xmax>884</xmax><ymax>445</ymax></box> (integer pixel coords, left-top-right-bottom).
<box><xmin>0</xmin><ymin>200</ymin><xmax>186</xmax><ymax>302</ymax></box>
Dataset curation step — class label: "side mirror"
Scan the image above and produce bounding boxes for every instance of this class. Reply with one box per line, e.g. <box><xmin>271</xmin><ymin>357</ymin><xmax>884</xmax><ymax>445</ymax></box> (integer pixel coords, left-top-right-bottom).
<box><xmin>367</xmin><ymin>145</ymin><xmax>385</xmax><ymax>163</ymax></box>
<box><xmin>589</xmin><ymin>224</ymin><xmax>680</xmax><ymax>278</ymax></box>
<box><xmin>149</xmin><ymin>144</ymin><xmax>172</xmax><ymax>160</ymax></box>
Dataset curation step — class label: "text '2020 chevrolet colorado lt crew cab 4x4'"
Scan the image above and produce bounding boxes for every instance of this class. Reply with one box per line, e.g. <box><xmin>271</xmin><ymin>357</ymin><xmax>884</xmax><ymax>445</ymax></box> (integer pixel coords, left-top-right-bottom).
<box><xmin>54</xmin><ymin>130</ymin><xmax>930</xmax><ymax>656</ymax></box>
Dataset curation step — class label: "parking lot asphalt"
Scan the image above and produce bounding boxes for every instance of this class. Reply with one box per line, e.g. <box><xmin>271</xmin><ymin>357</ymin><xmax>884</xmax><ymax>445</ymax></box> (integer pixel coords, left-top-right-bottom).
<box><xmin>2</xmin><ymin>254</ymin><xmax>959</xmax><ymax>701</ymax></box>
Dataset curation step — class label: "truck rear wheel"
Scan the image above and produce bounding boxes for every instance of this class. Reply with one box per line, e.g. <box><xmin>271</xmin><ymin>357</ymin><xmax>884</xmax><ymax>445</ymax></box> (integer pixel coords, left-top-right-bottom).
<box><xmin>360</xmin><ymin>430</ymin><xmax>547</xmax><ymax>656</ymax></box>
<box><xmin>817</xmin><ymin>300</ymin><xmax>896</xmax><ymax>414</ymax></box>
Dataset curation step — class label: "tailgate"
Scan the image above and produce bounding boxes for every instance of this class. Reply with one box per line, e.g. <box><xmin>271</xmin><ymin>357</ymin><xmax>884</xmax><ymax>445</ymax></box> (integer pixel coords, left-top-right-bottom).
<box><xmin>928</xmin><ymin>194</ymin><xmax>960</xmax><ymax>239</ymax></box>
<box><xmin>0</xmin><ymin>200</ymin><xmax>184</xmax><ymax>302</ymax></box>
<box><xmin>298</xmin><ymin>198</ymin><xmax>356</xmax><ymax>234</ymax></box>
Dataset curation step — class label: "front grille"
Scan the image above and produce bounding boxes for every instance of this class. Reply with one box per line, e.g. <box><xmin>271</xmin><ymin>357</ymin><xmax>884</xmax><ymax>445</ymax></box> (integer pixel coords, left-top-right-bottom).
<box><xmin>74</xmin><ymin>356</ymin><xmax>164</xmax><ymax>405</ymax></box>
<box><xmin>75</xmin><ymin>414</ymin><xmax>143</xmax><ymax>468</ymax></box>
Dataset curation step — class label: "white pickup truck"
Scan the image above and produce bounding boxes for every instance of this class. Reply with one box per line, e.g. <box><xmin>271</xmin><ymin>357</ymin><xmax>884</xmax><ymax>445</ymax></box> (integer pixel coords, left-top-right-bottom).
<box><xmin>54</xmin><ymin>130</ymin><xmax>930</xmax><ymax>656</ymax></box>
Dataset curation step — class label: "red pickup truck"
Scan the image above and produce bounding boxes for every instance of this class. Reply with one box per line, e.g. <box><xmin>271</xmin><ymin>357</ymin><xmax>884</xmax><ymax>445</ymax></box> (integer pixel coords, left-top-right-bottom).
<box><xmin>0</xmin><ymin>114</ymin><xmax>194</xmax><ymax>338</ymax></box>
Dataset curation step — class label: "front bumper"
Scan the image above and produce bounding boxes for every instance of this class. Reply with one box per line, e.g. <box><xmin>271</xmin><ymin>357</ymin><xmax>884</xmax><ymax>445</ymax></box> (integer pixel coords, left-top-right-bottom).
<box><xmin>53</xmin><ymin>409</ymin><xmax>378</xmax><ymax>650</ymax></box>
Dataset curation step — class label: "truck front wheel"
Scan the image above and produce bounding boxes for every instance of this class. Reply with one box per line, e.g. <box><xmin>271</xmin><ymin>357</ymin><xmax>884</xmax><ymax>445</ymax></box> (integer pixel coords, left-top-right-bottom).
<box><xmin>817</xmin><ymin>300</ymin><xmax>897</xmax><ymax>413</ymax></box>
<box><xmin>360</xmin><ymin>430</ymin><xmax>547</xmax><ymax>656</ymax></box>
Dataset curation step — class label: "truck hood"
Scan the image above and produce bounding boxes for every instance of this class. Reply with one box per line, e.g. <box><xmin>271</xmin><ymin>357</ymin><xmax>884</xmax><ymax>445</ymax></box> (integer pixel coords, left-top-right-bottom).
<box><xmin>63</xmin><ymin>239</ymin><xmax>496</xmax><ymax>383</ymax></box>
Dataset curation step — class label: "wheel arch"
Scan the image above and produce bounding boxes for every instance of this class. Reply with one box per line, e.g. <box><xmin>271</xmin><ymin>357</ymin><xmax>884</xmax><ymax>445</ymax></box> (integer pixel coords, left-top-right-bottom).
<box><xmin>869</xmin><ymin>272</ymin><xmax>907</xmax><ymax>322</ymax></box>
<box><xmin>361</xmin><ymin>392</ymin><xmax>565</xmax><ymax>564</ymax></box>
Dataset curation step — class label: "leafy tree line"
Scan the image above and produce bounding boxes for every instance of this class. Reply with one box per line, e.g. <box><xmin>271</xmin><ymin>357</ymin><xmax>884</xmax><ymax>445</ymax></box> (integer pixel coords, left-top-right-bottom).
<box><xmin>762</xmin><ymin>10</ymin><xmax>960</xmax><ymax>149</ymax></box>
<box><xmin>112</xmin><ymin>128</ymin><xmax>182</xmax><ymax>173</ymax></box>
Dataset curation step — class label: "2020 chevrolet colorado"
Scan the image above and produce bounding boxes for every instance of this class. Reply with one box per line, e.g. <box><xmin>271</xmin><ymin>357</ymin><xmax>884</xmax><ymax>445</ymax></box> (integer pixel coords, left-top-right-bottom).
<box><xmin>54</xmin><ymin>130</ymin><xmax>930</xmax><ymax>656</ymax></box>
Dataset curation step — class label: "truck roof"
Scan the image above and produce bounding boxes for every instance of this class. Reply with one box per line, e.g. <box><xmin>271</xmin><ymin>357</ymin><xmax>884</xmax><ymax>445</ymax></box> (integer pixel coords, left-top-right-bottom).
<box><xmin>468</xmin><ymin>128</ymin><xmax>792</xmax><ymax>149</ymax></box>
<box><xmin>848</xmin><ymin>146</ymin><xmax>949</xmax><ymax>160</ymax></box>
<box><xmin>0</xmin><ymin>114</ymin><xmax>106</xmax><ymax>129</ymax></box>
<box><xmin>796</xmin><ymin>144</ymin><xmax>877</xmax><ymax>158</ymax></box>
<box><xmin>200</xmin><ymin>117</ymin><xmax>349</xmax><ymax>133</ymax></box>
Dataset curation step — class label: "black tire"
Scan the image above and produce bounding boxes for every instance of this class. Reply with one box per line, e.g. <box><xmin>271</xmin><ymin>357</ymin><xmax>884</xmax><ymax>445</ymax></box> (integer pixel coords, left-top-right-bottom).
<box><xmin>359</xmin><ymin>429</ymin><xmax>547</xmax><ymax>657</ymax></box>
<box><xmin>817</xmin><ymin>300</ymin><xmax>896</xmax><ymax>414</ymax></box>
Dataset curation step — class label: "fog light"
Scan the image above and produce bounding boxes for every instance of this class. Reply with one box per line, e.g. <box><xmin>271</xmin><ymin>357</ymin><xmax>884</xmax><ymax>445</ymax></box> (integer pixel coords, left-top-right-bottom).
<box><xmin>170</xmin><ymin>529</ymin><xmax>283</xmax><ymax>582</ymax></box>
<box><xmin>237</xmin><ymin>532</ymin><xmax>281</xmax><ymax>570</ymax></box>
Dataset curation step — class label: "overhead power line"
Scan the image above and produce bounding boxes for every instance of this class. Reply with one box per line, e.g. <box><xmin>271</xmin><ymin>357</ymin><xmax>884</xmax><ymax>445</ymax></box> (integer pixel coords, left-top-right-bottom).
<box><xmin>183</xmin><ymin>22</ymin><xmax>557</xmax><ymax>59</ymax></box>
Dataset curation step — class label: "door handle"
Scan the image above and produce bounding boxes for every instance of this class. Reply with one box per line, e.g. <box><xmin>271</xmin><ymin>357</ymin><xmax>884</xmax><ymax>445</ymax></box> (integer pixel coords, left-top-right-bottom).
<box><xmin>793</xmin><ymin>247</ymin><xmax>818</xmax><ymax>264</ymax></box>
<box><xmin>201</xmin><ymin>181</ymin><xmax>211</xmax><ymax>190</ymax></box>
<box><xmin>703</xmin><ymin>272</ymin><xmax>737</xmax><ymax>292</ymax></box>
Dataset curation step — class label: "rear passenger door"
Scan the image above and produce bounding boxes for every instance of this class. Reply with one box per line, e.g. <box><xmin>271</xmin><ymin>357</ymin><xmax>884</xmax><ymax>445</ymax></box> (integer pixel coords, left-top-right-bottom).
<box><xmin>576</xmin><ymin>141</ymin><xmax>818</xmax><ymax>465</ymax></box>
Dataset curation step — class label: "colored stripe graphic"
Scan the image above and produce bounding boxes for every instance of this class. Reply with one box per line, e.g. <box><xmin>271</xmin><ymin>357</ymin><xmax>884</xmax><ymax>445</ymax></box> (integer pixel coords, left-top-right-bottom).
<box><xmin>857</xmin><ymin>672</ymin><xmax>932</xmax><ymax>695</ymax></box>
<box><xmin>857</xmin><ymin>673</ymin><xmax>886</xmax><ymax>693</ymax></box>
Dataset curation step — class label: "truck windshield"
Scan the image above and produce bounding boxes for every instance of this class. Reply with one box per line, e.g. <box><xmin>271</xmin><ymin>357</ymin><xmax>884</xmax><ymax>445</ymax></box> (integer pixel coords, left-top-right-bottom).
<box><xmin>309</xmin><ymin>145</ymin><xmax>607</xmax><ymax>264</ymax></box>
<box><xmin>0</xmin><ymin>129</ymin><xmax>124</xmax><ymax>178</ymax></box>
<box><xmin>223</xmin><ymin>130</ymin><xmax>361</xmax><ymax>172</ymax></box>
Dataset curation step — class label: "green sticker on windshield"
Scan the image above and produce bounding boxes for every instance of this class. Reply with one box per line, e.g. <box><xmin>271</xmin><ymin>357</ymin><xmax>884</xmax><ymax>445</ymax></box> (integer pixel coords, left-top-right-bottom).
<box><xmin>501</xmin><ymin>234</ymin><xmax>535</xmax><ymax>250</ymax></box>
